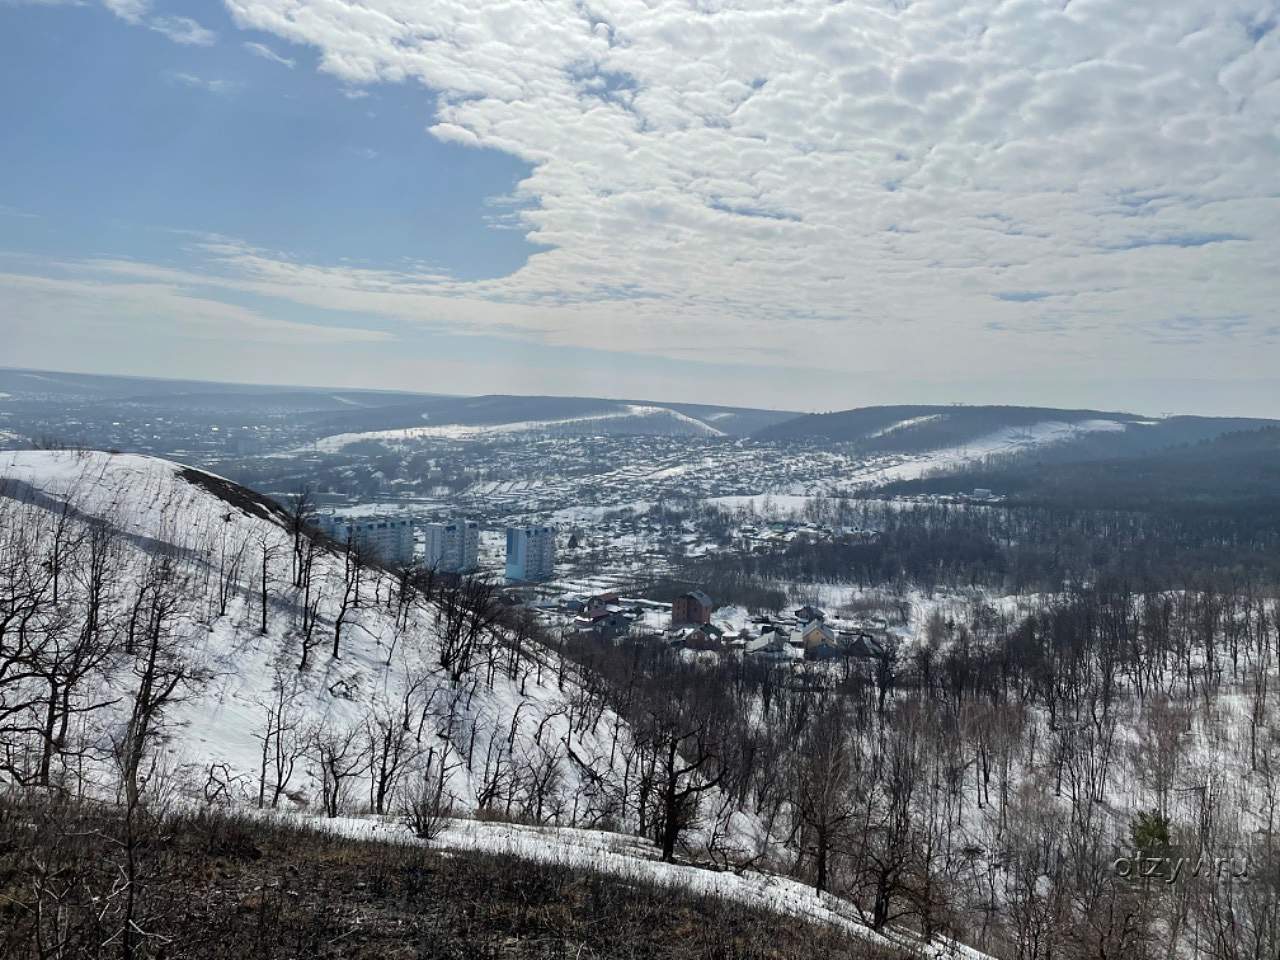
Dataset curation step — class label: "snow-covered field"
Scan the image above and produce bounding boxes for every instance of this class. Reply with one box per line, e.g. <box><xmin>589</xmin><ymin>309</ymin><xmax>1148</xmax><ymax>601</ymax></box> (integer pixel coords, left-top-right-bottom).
<box><xmin>309</xmin><ymin>404</ymin><xmax>726</xmax><ymax>451</ymax></box>
<box><xmin>851</xmin><ymin>418</ymin><xmax>1128</xmax><ymax>485</ymax></box>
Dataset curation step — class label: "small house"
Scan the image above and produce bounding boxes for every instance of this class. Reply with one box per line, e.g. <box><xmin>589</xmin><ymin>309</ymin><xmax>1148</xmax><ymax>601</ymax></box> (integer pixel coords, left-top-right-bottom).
<box><xmin>801</xmin><ymin>620</ymin><xmax>837</xmax><ymax>653</ymax></box>
<box><xmin>794</xmin><ymin>605</ymin><xmax>826</xmax><ymax>623</ymax></box>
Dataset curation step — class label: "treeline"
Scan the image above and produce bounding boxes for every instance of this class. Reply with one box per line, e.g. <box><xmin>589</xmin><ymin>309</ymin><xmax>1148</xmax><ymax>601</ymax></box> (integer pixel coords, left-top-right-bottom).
<box><xmin>883</xmin><ymin>426</ymin><xmax>1280</xmax><ymax>539</ymax></box>
<box><xmin>684</xmin><ymin>496</ymin><xmax>1280</xmax><ymax>594</ymax></box>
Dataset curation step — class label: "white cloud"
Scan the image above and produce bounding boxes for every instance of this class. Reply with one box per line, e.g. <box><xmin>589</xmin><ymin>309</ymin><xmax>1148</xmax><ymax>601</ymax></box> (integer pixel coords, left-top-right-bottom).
<box><xmin>40</xmin><ymin>0</ymin><xmax>1280</xmax><ymax>399</ymax></box>
<box><xmin>168</xmin><ymin>71</ymin><xmax>241</xmax><ymax>95</ymax></box>
<box><xmin>0</xmin><ymin>266</ymin><xmax>393</xmax><ymax>345</ymax></box>
<box><xmin>100</xmin><ymin>0</ymin><xmax>147</xmax><ymax>23</ymax></box>
<box><xmin>204</xmin><ymin>1</ymin><xmax>1280</xmax><ymax>383</ymax></box>
<box><xmin>148</xmin><ymin>14</ymin><xmax>216</xmax><ymax>45</ymax></box>
<box><xmin>244</xmin><ymin>39</ymin><xmax>294</xmax><ymax>67</ymax></box>
<box><xmin>99</xmin><ymin>1</ymin><xmax>216</xmax><ymax>46</ymax></box>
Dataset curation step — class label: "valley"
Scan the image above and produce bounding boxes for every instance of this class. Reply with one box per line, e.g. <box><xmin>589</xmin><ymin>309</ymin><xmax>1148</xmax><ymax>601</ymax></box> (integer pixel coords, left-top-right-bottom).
<box><xmin>3</xmin><ymin>371</ymin><xmax>1280</xmax><ymax>959</ymax></box>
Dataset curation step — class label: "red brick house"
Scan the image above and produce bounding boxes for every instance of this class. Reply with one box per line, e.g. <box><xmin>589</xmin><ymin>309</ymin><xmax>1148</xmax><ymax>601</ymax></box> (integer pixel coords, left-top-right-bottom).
<box><xmin>671</xmin><ymin>590</ymin><xmax>713</xmax><ymax>626</ymax></box>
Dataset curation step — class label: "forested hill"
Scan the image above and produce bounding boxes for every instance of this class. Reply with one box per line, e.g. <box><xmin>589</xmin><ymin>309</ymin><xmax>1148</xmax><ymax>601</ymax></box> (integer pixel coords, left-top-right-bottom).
<box><xmin>878</xmin><ymin>425</ymin><xmax>1280</xmax><ymax>537</ymax></box>
<box><xmin>754</xmin><ymin>403</ymin><xmax>1276</xmax><ymax>458</ymax></box>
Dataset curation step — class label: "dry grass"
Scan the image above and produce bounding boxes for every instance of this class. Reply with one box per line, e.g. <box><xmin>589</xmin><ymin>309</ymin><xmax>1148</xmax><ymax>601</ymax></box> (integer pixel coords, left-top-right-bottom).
<box><xmin>0</xmin><ymin>795</ymin><xmax>906</xmax><ymax>959</ymax></box>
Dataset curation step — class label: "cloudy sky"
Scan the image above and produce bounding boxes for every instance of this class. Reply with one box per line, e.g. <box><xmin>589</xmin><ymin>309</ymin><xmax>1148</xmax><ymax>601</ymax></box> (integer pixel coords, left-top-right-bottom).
<box><xmin>2</xmin><ymin>0</ymin><xmax>1278</xmax><ymax>415</ymax></box>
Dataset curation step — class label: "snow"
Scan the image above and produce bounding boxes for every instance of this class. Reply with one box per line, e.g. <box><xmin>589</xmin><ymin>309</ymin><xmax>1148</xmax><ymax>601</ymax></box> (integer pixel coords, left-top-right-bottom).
<box><xmin>0</xmin><ymin>449</ymin><xmax>241</xmax><ymax>544</ymax></box>
<box><xmin>0</xmin><ymin>450</ymin><xmax>639</xmax><ymax>823</ymax></box>
<box><xmin>307</xmin><ymin>404</ymin><xmax>725</xmax><ymax>451</ymax></box>
<box><xmin>325</xmin><ymin>500</ymin><xmax>428</xmax><ymax>519</ymax></box>
<box><xmin>831</xmin><ymin>418</ymin><xmax>1130</xmax><ymax>488</ymax></box>
<box><xmin>865</xmin><ymin>414</ymin><xmax>946</xmax><ymax>438</ymax></box>
<box><xmin>248</xmin><ymin>809</ymin><xmax>994</xmax><ymax>959</ymax></box>
<box><xmin>710</xmin><ymin>604</ymin><xmax>750</xmax><ymax>633</ymax></box>
<box><xmin>0</xmin><ymin>449</ymin><xmax>1009</xmax><ymax>959</ymax></box>
<box><xmin>550</xmin><ymin>501</ymin><xmax>654</xmax><ymax>524</ymax></box>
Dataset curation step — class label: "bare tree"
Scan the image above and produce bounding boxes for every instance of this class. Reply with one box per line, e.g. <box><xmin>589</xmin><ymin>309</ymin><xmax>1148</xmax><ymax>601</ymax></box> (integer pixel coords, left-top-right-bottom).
<box><xmin>365</xmin><ymin>695</ymin><xmax>416</xmax><ymax>815</ymax></box>
<box><xmin>311</xmin><ymin>722</ymin><xmax>370</xmax><ymax>818</ymax></box>
<box><xmin>435</xmin><ymin>575</ymin><xmax>501</xmax><ymax>683</ymax></box>
<box><xmin>113</xmin><ymin>557</ymin><xmax>204</xmax><ymax>960</ymax></box>
<box><xmin>791</xmin><ymin>698</ymin><xmax>860</xmax><ymax>893</ymax></box>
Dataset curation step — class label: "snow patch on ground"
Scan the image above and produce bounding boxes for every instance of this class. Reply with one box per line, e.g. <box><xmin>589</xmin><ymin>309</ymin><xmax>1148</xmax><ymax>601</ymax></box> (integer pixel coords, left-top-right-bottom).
<box><xmin>837</xmin><ymin>418</ymin><xmax>1130</xmax><ymax>488</ymax></box>
<box><xmin>252</xmin><ymin>810</ymin><xmax>994</xmax><ymax>959</ymax></box>
<box><xmin>865</xmin><ymin>414</ymin><xmax>946</xmax><ymax>438</ymax></box>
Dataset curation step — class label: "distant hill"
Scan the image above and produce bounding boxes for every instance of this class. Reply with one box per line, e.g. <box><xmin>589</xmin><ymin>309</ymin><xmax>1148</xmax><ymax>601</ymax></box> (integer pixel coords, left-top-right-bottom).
<box><xmin>754</xmin><ymin>404</ymin><xmax>1278</xmax><ymax>459</ymax></box>
<box><xmin>0</xmin><ymin>367</ymin><xmax>436</xmax><ymax>411</ymax></box>
<box><xmin>754</xmin><ymin>405</ymin><xmax>1143</xmax><ymax>448</ymax></box>
<box><xmin>302</xmin><ymin>395</ymin><xmax>799</xmax><ymax>446</ymax></box>
<box><xmin>298</xmin><ymin>394</ymin><xmax>619</xmax><ymax>436</ymax></box>
<box><xmin>881</xmin><ymin>424</ymin><xmax>1280</xmax><ymax>520</ymax></box>
<box><xmin>0</xmin><ymin>368</ymin><xmax>796</xmax><ymax>441</ymax></box>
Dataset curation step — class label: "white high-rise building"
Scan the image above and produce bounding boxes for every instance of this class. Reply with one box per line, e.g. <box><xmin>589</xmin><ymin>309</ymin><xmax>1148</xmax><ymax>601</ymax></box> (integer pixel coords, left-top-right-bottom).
<box><xmin>423</xmin><ymin>519</ymin><xmax>479</xmax><ymax>572</ymax></box>
<box><xmin>316</xmin><ymin>514</ymin><xmax>414</xmax><ymax>567</ymax></box>
<box><xmin>422</xmin><ymin>523</ymin><xmax>447</xmax><ymax>568</ymax></box>
<box><xmin>505</xmin><ymin>524</ymin><xmax>556</xmax><ymax>582</ymax></box>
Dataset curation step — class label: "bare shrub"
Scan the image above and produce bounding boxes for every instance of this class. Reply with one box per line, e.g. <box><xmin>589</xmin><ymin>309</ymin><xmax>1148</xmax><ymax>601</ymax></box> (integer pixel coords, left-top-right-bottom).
<box><xmin>403</xmin><ymin>747</ymin><xmax>455</xmax><ymax>842</ymax></box>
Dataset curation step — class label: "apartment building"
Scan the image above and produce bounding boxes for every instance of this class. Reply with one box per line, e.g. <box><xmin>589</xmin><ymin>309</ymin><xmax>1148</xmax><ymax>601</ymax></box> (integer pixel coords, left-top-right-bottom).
<box><xmin>505</xmin><ymin>524</ymin><xmax>556</xmax><ymax>582</ymax></box>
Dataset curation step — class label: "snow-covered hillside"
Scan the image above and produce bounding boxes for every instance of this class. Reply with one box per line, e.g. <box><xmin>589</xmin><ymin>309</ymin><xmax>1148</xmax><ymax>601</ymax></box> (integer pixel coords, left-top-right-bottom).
<box><xmin>308</xmin><ymin>403</ymin><xmax>727</xmax><ymax>451</ymax></box>
<box><xmin>844</xmin><ymin>417</ymin><xmax>1130</xmax><ymax>486</ymax></box>
<box><xmin>0</xmin><ymin>449</ymin><xmax>1003</xmax><ymax>958</ymax></box>
<box><xmin>753</xmin><ymin>403</ymin><xmax>1150</xmax><ymax>452</ymax></box>
<box><xmin>0</xmin><ymin>450</ymin><xmax>633</xmax><ymax>821</ymax></box>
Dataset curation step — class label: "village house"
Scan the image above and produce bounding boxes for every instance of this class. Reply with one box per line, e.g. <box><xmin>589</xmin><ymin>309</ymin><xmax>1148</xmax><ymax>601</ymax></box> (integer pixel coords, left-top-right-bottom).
<box><xmin>839</xmin><ymin>630</ymin><xmax>886</xmax><ymax>660</ymax></box>
<box><xmin>801</xmin><ymin>620</ymin><xmax>838</xmax><ymax>659</ymax></box>
<box><xmin>744</xmin><ymin>627</ymin><xmax>797</xmax><ymax>660</ymax></box>
<box><xmin>575</xmin><ymin>608</ymin><xmax>634</xmax><ymax>642</ymax></box>
<box><xmin>668</xmin><ymin>621</ymin><xmax>725</xmax><ymax>650</ymax></box>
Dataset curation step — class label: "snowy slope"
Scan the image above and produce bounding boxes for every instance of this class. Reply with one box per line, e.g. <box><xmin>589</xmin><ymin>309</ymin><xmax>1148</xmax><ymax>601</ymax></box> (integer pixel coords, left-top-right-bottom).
<box><xmin>309</xmin><ymin>403</ymin><xmax>727</xmax><ymax>451</ymax></box>
<box><xmin>754</xmin><ymin>404</ymin><xmax>1144</xmax><ymax>448</ymax></box>
<box><xmin>851</xmin><ymin>418</ymin><xmax>1129</xmax><ymax>485</ymax></box>
<box><xmin>0</xmin><ymin>450</ymin><xmax>633</xmax><ymax>820</ymax></box>
<box><xmin>247</xmin><ymin>810</ymin><xmax>992</xmax><ymax>959</ymax></box>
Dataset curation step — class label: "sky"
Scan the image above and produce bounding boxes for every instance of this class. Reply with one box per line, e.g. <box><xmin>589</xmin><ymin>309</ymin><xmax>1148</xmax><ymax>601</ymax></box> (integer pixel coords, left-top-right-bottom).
<box><xmin>1</xmin><ymin>0</ymin><xmax>1278</xmax><ymax>417</ymax></box>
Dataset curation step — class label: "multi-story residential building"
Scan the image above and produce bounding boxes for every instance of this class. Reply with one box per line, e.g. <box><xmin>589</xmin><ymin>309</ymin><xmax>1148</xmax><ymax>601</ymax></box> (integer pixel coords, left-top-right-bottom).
<box><xmin>422</xmin><ymin>523</ymin><xmax>447</xmax><ymax>569</ymax></box>
<box><xmin>422</xmin><ymin>519</ymin><xmax>479</xmax><ymax>572</ymax></box>
<box><xmin>505</xmin><ymin>524</ymin><xmax>556</xmax><ymax>582</ymax></box>
<box><xmin>316</xmin><ymin>514</ymin><xmax>414</xmax><ymax>567</ymax></box>
<box><xmin>672</xmin><ymin>590</ymin><xmax>714</xmax><ymax>626</ymax></box>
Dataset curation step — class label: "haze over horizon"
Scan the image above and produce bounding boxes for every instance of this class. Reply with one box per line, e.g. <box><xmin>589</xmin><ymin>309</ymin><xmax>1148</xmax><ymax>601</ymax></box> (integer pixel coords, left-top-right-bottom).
<box><xmin>3</xmin><ymin>0</ymin><xmax>1279</xmax><ymax>417</ymax></box>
